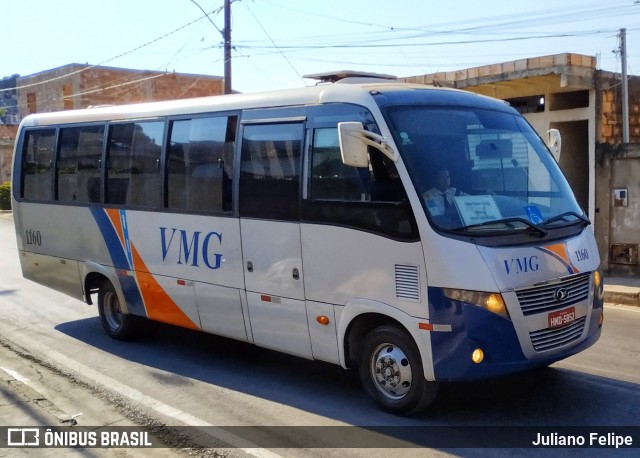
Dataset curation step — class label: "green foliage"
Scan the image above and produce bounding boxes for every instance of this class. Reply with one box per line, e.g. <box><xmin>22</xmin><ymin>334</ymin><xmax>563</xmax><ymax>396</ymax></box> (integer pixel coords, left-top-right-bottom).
<box><xmin>0</xmin><ymin>181</ymin><xmax>11</xmax><ymax>210</ymax></box>
<box><xmin>0</xmin><ymin>74</ymin><xmax>19</xmax><ymax>92</ymax></box>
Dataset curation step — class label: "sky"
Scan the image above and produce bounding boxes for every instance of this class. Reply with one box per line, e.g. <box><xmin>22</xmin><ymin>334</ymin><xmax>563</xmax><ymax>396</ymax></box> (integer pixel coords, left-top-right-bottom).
<box><xmin>3</xmin><ymin>0</ymin><xmax>640</xmax><ymax>94</ymax></box>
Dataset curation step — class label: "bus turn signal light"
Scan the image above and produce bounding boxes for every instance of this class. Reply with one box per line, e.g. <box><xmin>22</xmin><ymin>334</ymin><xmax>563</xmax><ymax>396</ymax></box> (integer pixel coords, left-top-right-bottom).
<box><xmin>316</xmin><ymin>316</ymin><xmax>330</xmax><ymax>325</ymax></box>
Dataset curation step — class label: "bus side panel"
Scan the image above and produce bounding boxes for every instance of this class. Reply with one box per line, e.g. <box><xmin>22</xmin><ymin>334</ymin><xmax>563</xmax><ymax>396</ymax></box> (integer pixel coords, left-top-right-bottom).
<box><xmin>120</xmin><ymin>211</ymin><xmax>247</xmax><ymax>334</ymax></box>
<box><xmin>122</xmin><ymin>211</ymin><xmax>245</xmax><ymax>289</ymax></box>
<box><xmin>306</xmin><ymin>301</ymin><xmax>339</xmax><ymax>364</ymax></box>
<box><xmin>16</xmin><ymin>204</ymin><xmax>110</xmax><ymax>302</ymax></box>
<box><xmin>19</xmin><ymin>251</ymin><xmax>84</xmax><ymax>302</ymax></box>
<box><xmin>195</xmin><ymin>283</ymin><xmax>248</xmax><ymax>341</ymax></box>
<box><xmin>300</xmin><ymin>223</ymin><xmax>428</xmax><ymax>319</ymax></box>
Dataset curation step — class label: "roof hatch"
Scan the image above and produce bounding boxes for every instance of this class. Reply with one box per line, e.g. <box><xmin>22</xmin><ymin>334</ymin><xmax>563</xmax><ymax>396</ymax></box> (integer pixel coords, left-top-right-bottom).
<box><xmin>303</xmin><ymin>70</ymin><xmax>397</xmax><ymax>84</ymax></box>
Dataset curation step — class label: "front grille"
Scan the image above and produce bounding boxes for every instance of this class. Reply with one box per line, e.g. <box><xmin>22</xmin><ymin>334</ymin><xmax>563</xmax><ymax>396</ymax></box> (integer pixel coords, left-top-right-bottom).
<box><xmin>516</xmin><ymin>272</ymin><xmax>591</xmax><ymax>316</ymax></box>
<box><xmin>529</xmin><ymin>317</ymin><xmax>586</xmax><ymax>351</ymax></box>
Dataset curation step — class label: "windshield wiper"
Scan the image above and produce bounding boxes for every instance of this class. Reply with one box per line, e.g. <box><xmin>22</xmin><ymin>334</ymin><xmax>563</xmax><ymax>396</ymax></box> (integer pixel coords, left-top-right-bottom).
<box><xmin>453</xmin><ymin>217</ymin><xmax>548</xmax><ymax>236</ymax></box>
<box><xmin>544</xmin><ymin>211</ymin><xmax>590</xmax><ymax>226</ymax></box>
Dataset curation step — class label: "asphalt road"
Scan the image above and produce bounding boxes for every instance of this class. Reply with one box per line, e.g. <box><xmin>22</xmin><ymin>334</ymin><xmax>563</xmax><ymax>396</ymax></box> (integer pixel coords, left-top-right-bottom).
<box><xmin>0</xmin><ymin>212</ymin><xmax>638</xmax><ymax>457</ymax></box>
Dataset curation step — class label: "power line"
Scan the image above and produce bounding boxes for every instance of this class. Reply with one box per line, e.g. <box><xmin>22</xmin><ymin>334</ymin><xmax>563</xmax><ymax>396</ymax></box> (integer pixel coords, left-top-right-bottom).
<box><xmin>0</xmin><ymin>7</ymin><xmax>223</xmax><ymax>94</ymax></box>
<box><xmin>235</xmin><ymin>28</ymin><xmax>633</xmax><ymax>51</ymax></box>
<box><xmin>188</xmin><ymin>0</ymin><xmax>224</xmax><ymax>35</ymax></box>
<box><xmin>244</xmin><ymin>2</ymin><xmax>306</xmax><ymax>85</ymax></box>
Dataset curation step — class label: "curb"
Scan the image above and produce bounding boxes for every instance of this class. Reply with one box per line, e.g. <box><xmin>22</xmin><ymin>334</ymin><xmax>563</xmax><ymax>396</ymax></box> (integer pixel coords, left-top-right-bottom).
<box><xmin>603</xmin><ymin>290</ymin><xmax>640</xmax><ymax>307</ymax></box>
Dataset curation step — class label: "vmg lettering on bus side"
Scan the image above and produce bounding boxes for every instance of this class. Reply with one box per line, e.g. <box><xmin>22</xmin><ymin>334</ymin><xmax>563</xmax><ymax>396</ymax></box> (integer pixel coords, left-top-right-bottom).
<box><xmin>503</xmin><ymin>256</ymin><xmax>539</xmax><ymax>274</ymax></box>
<box><xmin>159</xmin><ymin>227</ymin><xmax>223</xmax><ymax>269</ymax></box>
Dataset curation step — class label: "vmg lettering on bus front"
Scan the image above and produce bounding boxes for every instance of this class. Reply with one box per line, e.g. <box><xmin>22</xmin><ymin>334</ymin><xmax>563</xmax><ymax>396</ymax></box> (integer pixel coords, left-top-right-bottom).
<box><xmin>159</xmin><ymin>227</ymin><xmax>223</xmax><ymax>269</ymax></box>
<box><xmin>504</xmin><ymin>256</ymin><xmax>539</xmax><ymax>275</ymax></box>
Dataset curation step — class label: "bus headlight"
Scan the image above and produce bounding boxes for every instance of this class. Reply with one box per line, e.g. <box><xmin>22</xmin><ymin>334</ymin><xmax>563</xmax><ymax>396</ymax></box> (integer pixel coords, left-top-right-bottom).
<box><xmin>593</xmin><ymin>268</ymin><xmax>604</xmax><ymax>300</ymax></box>
<box><xmin>444</xmin><ymin>289</ymin><xmax>510</xmax><ymax>319</ymax></box>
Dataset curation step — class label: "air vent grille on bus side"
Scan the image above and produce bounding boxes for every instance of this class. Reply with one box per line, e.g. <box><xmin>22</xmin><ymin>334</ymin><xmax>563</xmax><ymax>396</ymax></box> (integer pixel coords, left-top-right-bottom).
<box><xmin>395</xmin><ymin>265</ymin><xmax>420</xmax><ymax>301</ymax></box>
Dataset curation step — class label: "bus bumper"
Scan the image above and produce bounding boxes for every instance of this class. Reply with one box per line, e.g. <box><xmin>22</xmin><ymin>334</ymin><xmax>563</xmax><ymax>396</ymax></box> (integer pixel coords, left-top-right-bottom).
<box><xmin>427</xmin><ymin>287</ymin><xmax>603</xmax><ymax>381</ymax></box>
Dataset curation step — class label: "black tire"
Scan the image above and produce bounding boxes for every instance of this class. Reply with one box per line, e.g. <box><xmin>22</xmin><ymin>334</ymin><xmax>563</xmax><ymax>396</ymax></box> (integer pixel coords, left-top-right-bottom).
<box><xmin>97</xmin><ymin>281</ymin><xmax>138</xmax><ymax>341</ymax></box>
<box><xmin>358</xmin><ymin>325</ymin><xmax>438</xmax><ymax>415</ymax></box>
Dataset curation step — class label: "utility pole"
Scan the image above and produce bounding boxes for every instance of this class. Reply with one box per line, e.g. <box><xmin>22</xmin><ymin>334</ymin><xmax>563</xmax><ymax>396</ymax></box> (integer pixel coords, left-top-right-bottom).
<box><xmin>620</xmin><ymin>28</ymin><xmax>629</xmax><ymax>143</ymax></box>
<box><xmin>224</xmin><ymin>0</ymin><xmax>232</xmax><ymax>94</ymax></box>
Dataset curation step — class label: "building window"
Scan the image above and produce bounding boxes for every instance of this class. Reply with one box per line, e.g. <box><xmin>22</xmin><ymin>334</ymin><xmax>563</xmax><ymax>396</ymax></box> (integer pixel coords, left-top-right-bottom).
<box><xmin>26</xmin><ymin>93</ymin><xmax>37</xmax><ymax>114</ymax></box>
<box><xmin>62</xmin><ymin>84</ymin><xmax>74</xmax><ymax>110</ymax></box>
<box><xmin>505</xmin><ymin>95</ymin><xmax>545</xmax><ymax>114</ymax></box>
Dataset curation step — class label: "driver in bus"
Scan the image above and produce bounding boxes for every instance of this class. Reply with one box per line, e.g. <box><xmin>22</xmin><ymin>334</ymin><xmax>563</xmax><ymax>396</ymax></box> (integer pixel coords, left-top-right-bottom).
<box><xmin>423</xmin><ymin>168</ymin><xmax>466</xmax><ymax>217</ymax></box>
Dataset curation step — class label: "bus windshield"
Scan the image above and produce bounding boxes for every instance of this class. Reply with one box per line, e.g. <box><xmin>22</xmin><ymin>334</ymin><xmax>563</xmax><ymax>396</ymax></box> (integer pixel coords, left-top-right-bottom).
<box><xmin>386</xmin><ymin>105</ymin><xmax>587</xmax><ymax>234</ymax></box>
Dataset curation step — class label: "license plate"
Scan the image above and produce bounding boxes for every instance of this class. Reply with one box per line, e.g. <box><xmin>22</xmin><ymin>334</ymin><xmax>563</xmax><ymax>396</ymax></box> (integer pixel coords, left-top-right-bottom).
<box><xmin>548</xmin><ymin>306</ymin><xmax>576</xmax><ymax>329</ymax></box>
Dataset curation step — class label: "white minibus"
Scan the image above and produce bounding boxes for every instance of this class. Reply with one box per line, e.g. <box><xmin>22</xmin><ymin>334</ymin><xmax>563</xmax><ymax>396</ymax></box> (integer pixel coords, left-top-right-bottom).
<box><xmin>11</xmin><ymin>76</ymin><xmax>603</xmax><ymax>414</ymax></box>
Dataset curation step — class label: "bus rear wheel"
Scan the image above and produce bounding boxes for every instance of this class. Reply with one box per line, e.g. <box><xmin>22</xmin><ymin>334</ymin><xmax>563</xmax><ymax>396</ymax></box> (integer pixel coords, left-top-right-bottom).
<box><xmin>359</xmin><ymin>325</ymin><xmax>438</xmax><ymax>415</ymax></box>
<box><xmin>98</xmin><ymin>281</ymin><xmax>137</xmax><ymax>341</ymax></box>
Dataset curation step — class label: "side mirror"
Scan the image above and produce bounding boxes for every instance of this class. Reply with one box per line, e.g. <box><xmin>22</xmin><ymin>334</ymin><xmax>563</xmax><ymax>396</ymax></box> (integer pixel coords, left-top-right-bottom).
<box><xmin>338</xmin><ymin>122</ymin><xmax>396</xmax><ymax>168</ymax></box>
<box><xmin>547</xmin><ymin>129</ymin><xmax>561</xmax><ymax>162</ymax></box>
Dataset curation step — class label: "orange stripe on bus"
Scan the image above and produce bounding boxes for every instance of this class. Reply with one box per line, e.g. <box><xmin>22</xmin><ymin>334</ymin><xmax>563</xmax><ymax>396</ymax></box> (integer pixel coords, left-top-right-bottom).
<box><xmin>131</xmin><ymin>244</ymin><xmax>199</xmax><ymax>330</ymax></box>
<box><xmin>543</xmin><ymin>242</ymin><xmax>580</xmax><ymax>273</ymax></box>
<box><xmin>544</xmin><ymin>243</ymin><xmax>570</xmax><ymax>264</ymax></box>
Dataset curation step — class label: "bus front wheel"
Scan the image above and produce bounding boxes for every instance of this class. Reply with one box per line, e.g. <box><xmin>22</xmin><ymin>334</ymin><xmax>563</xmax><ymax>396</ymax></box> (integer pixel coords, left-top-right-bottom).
<box><xmin>98</xmin><ymin>282</ymin><xmax>137</xmax><ymax>341</ymax></box>
<box><xmin>359</xmin><ymin>325</ymin><xmax>438</xmax><ymax>415</ymax></box>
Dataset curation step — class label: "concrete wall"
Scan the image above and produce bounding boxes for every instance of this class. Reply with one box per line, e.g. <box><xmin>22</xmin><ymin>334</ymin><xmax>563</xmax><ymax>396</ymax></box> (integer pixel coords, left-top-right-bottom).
<box><xmin>595</xmin><ymin>143</ymin><xmax>640</xmax><ymax>276</ymax></box>
<box><xmin>0</xmin><ymin>144</ymin><xmax>12</xmax><ymax>184</ymax></box>
<box><xmin>0</xmin><ymin>125</ymin><xmax>17</xmax><ymax>184</ymax></box>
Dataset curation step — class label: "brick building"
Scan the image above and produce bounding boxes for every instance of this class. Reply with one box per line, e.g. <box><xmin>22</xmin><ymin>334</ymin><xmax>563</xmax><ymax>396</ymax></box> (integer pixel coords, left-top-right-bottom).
<box><xmin>17</xmin><ymin>63</ymin><xmax>224</xmax><ymax>120</ymax></box>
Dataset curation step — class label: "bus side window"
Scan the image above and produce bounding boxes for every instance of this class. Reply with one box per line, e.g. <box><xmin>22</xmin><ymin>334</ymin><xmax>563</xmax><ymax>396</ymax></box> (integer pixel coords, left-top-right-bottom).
<box><xmin>239</xmin><ymin>122</ymin><xmax>303</xmax><ymax>221</ymax></box>
<box><xmin>22</xmin><ymin>129</ymin><xmax>56</xmax><ymax>201</ymax></box>
<box><xmin>304</xmin><ymin>127</ymin><xmax>418</xmax><ymax>240</ymax></box>
<box><xmin>166</xmin><ymin>115</ymin><xmax>236</xmax><ymax>214</ymax></box>
<box><xmin>106</xmin><ymin>121</ymin><xmax>164</xmax><ymax>208</ymax></box>
<box><xmin>310</xmin><ymin>128</ymin><xmax>370</xmax><ymax>201</ymax></box>
<box><xmin>57</xmin><ymin>125</ymin><xmax>104</xmax><ymax>203</ymax></box>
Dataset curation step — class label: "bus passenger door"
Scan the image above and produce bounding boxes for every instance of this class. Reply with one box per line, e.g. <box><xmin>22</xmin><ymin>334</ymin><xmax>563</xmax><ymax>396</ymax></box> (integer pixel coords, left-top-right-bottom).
<box><xmin>238</xmin><ymin>121</ymin><xmax>312</xmax><ymax>359</ymax></box>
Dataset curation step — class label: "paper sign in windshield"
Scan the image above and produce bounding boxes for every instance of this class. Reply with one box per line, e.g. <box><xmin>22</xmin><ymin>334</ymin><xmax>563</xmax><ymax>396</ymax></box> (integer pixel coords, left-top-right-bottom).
<box><xmin>454</xmin><ymin>195</ymin><xmax>502</xmax><ymax>226</ymax></box>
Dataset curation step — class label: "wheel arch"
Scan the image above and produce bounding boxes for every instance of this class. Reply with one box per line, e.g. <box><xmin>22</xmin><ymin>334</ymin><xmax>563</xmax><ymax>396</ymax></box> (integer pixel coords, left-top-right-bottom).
<box><xmin>80</xmin><ymin>262</ymin><xmax>129</xmax><ymax>313</ymax></box>
<box><xmin>344</xmin><ymin>313</ymin><xmax>404</xmax><ymax>368</ymax></box>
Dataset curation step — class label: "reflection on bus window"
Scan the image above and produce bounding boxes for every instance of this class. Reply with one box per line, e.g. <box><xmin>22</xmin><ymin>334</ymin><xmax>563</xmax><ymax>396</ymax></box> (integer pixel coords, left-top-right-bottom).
<box><xmin>167</xmin><ymin>115</ymin><xmax>236</xmax><ymax>213</ymax></box>
<box><xmin>239</xmin><ymin>123</ymin><xmax>303</xmax><ymax>221</ymax></box>
<box><xmin>305</xmin><ymin>127</ymin><xmax>418</xmax><ymax>240</ymax></box>
<box><xmin>22</xmin><ymin>129</ymin><xmax>56</xmax><ymax>201</ymax></box>
<box><xmin>57</xmin><ymin>125</ymin><xmax>104</xmax><ymax>203</ymax></box>
<box><xmin>106</xmin><ymin>121</ymin><xmax>164</xmax><ymax>208</ymax></box>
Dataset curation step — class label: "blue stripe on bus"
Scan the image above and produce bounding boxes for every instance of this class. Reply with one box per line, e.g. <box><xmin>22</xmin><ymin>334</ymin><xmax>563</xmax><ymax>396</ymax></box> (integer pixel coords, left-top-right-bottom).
<box><xmin>90</xmin><ymin>207</ymin><xmax>131</xmax><ymax>270</ymax></box>
<box><xmin>90</xmin><ymin>208</ymin><xmax>146</xmax><ymax>316</ymax></box>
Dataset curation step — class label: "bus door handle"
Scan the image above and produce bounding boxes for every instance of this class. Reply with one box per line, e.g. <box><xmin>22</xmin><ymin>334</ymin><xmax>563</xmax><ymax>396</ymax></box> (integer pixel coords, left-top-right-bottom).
<box><xmin>246</xmin><ymin>261</ymin><xmax>253</xmax><ymax>272</ymax></box>
<box><xmin>292</xmin><ymin>268</ymin><xmax>300</xmax><ymax>280</ymax></box>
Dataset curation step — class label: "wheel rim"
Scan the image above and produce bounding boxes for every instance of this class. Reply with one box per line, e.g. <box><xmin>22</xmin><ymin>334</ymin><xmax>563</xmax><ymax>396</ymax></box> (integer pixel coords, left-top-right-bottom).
<box><xmin>103</xmin><ymin>290</ymin><xmax>123</xmax><ymax>331</ymax></box>
<box><xmin>370</xmin><ymin>342</ymin><xmax>413</xmax><ymax>400</ymax></box>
